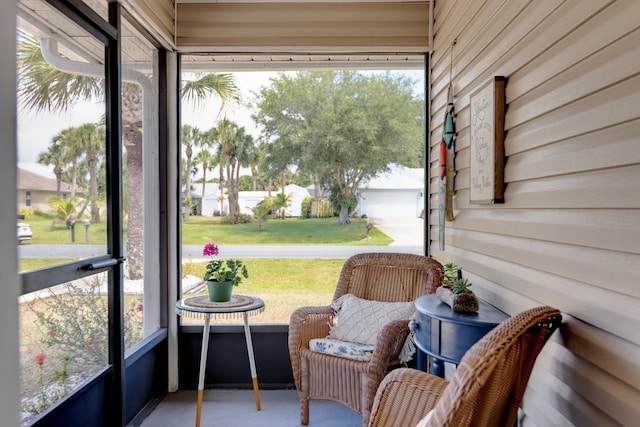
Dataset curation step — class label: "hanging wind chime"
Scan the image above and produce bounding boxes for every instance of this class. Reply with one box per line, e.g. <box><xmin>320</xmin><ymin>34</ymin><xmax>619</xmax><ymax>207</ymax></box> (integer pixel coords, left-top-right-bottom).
<box><xmin>438</xmin><ymin>39</ymin><xmax>457</xmax><ymax>251</ymax></box>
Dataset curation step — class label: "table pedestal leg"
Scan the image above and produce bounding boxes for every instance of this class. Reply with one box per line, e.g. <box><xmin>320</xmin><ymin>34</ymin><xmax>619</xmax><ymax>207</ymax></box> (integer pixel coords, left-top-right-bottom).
<box><xmin>243</xmin><ymin>312</ymin><xmax>261</xmax><ymax>411</ymax></box>
<box><xmin>432</xmin><ymin>356</ymin><xmax>445</xmax><ymax>378</ymax></box>
<box><xmin>196</xmin><ymin>313</ymin><xmax>211</xmax><ymax>427</ymax></box>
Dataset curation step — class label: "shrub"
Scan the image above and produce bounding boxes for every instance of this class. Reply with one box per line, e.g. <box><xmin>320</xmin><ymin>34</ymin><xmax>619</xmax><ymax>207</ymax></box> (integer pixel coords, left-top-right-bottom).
<box><xmin>220</xmin><ymin>213</ymin><xmax>253</xmax><ymax>224</ymax></box>
<box><xmin>301</xmin><ymin>196</ymin><xmax>313</xmax><ymax>218</ymax></box>
<box><xmin>311</xmin><ymin>198</ymin><xmax>336</xmax><ymax>218</ymax></box>
<box><xmin>22</xmin><ymin>276</ymin><xmax>142</xmax><ymax>420</ymax></box>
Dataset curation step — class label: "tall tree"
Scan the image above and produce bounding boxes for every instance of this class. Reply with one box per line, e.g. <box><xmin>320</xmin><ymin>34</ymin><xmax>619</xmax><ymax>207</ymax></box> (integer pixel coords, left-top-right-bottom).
<box><xmin>254</xmin><ymin>70</ymin><xmax>423</xmax><ymax>224</ymax></box>
<box><xmin>196</xmin><ymin>127</ymin><xmax>220</xmax><ymax>202</ymax></box>
<box><xmin>249</xmin><ymin>142</ymin><xmax>267</xmax><ymax>191</ymax></box>
<box><xmin>233</xmin><ymin>127</ymin><xmax>254</xmax><ymax>194</ymax></box>
<box><xmin>51</xmin><ymin>127</ymin><xmax>84</xmax><ymax>198</ymax></box>
<box><xmin>17</xmin><ymin>29</ymin><xmax>239</xmax><ymax>278</ymax></box>
<box><xmin>194</xmin><ymin>149</ymin><xmax>217</xmax><ymax>203</ymax></box>
<box><xmin>181</xmin><ymin>124</ymin><xmax>201</xmax><ymax>221</ymax></box>
<box><xmin>77</xmin><ymin>122</ymin><xmax>105</xmax><ymax>222</ymax></box>
<box><xmin>37</xmin><ymin>140</ymin><xmax>66</xmax><ymax>196</ymax></box>
<box><xmin>216</xmin><ymin>118</ymin><xmax>254</xmax><ymax>221</ymax></box>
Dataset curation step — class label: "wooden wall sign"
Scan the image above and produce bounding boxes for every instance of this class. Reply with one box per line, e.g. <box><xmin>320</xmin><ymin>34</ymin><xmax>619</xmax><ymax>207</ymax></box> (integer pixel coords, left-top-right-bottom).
<box><xmin>469</xmin><ymin>76</ymin><xmax>506</xmax><ymax>204</ymax></box>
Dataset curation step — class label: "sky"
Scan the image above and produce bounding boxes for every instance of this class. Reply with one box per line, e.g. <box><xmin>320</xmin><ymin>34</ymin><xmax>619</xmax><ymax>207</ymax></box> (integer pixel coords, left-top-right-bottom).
<box><xmin>17</xmin><ymin>69</ymin><xmax>424</xmax><ymax>180</ymax></box>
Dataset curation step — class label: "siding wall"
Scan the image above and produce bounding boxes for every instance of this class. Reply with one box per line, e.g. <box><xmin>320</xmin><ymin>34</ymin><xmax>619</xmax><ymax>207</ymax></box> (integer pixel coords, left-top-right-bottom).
<box><xmin>175</xmin><ymin>1</ymin><xmax>429</xmax><ymax>52</ymax></box>
<box><xmin>126</xmin><ymin>0</ymin><xmax>175</xmax><ymax>48</ymax></box>
<box><xmin>429</xmin><ymin>1</ymin><xmax>640</xmax><ymax>425</ymax></box>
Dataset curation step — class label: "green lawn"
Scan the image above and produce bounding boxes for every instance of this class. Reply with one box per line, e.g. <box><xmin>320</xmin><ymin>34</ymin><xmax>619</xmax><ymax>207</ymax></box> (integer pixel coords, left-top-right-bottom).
<box><xmin>183</xmin><ymin>258</ymin><xmax>345</xmax><ymax>324</ymax></box>
<box><xmin>21</xmin><ymin>213</ymin><xmax>393</xmax><ymax>246</ymax></box>
<box><xmin>19</xmin><ymin>258</ymin><xmax>74</xmax><ymax>272</ymax></box>
<box><xmin>22</xmin><ymin>211</ymin><xmax>109</xmax><ymax>245</ymax></box>
<box><xmin>20</xmin><ymin>213</ymin><xmax>393</xmax><ymax>323</ymax></box>
<box><xmin>181</xmin><ymin>216</ymin><xmax>392</xmax><ymax>245</ymax></box>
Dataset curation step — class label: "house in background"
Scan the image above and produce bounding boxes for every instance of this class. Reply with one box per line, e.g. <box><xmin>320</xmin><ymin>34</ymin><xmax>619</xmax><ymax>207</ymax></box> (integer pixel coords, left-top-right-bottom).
<box><xmin>17</xmin><ymin>167</ymin><xmax>72</xmax><ymax>213</ymax></box>
<box><xmin>356</xmin><ymin>165</ymin><xmax>424</xmax><ymax>219</ymax></box>
<box><xmin>195</xmin><ymin>183</ymin><xmax>311</xmax><ymax>217</ymax></box>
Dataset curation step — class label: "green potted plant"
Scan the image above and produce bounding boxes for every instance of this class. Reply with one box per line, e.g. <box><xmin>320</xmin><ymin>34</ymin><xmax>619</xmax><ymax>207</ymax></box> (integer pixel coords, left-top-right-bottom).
<box><xmin>436</xmin><ymin>262</ymin><xmax>479</xmax><ymax>312</ymax></box>
<box><xmin>202</xmin><ymin>242</ymin><xmax>249</xmax><ymax>302</ymax></box>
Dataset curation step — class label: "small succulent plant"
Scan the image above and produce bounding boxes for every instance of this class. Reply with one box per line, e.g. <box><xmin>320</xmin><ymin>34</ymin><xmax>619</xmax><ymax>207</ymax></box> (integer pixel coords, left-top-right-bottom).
<box><xmin>452</xmin><ymin>277</ymin><xmax>473</xmax><ymax>295</ymax></box>
<box><xmin>442</xmin><ymin>262</ymin><xmax>461</xmax><ymax>288</ymax></box>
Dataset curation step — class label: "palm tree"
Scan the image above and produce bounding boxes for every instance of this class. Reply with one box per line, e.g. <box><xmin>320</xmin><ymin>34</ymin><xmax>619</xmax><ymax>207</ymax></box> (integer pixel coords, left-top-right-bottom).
<box><xmin>217</xmin><ymin>119</ymin><xmax>240</xmax><ymax>220</ymax></box>
<box><xmin>37</xmin><ymin>141</ymin><xmax>66</xmax><ymax>196</ymax></box>
<box><xmin>181</xmin><ymin>124</ymin><xmax>200</xmax><ymax>221</ymax></box>
<box><xmin>213</xmin><ymin>119</ymin><xmax>256</xmax><ymax>221</ymax></box>
<box><xmin>48</xmin><ymin>196</ymin><xmax>79</xmax><ymax>224</ymax></box>
<box><xmin>51</xmin><ymin>127</ymin><xmax>84</xmax><ymax>198</ymax></box>
<box><xmin>76</xmin><ymin>122</ymin><xmax>105</xmax><ymax>222</ymax></box>
<box><xmin>17</xmin><ymin>29</ymin><xmax>239</xmax><ymax>279</ymax></box>
<box><xmin>193</xmin><ymin>148</ymin><xmax>217</xmax><ymax>207</ymax></box>
<box><xmin>273</xmin><ymin>192</ymin><xmax>292</xmax><ymax>219</ymax></box>
<box><xmin>233</xmin><ymin>128</ymin><xmax>254</xmax><ymax>193</ymax></box>
<box><xmin>249</xmin><ymin>142</ymin><xmax>266</xmax><ymax>191</ymax></box>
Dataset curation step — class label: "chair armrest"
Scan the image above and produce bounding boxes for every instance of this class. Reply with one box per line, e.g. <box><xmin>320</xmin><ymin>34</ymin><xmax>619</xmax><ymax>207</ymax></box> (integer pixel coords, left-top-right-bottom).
<box><xmin>289</xmin><ymin>305</ymin><xmax>335</xmax><ymax>349</ymax></box>
<box><xmin>288</xmin><ymin>305</ymin><xmax>335</xmax><ymax>391</ymax></box>
<box><xmin>368</xmin><ymin>368</ymin><xmax>448</xmax><ymax>427</ymax></box>
<box><xmin>369</xmin><ymin>319</ymin><xmax>411</xmax><ymax>371</ymax></box>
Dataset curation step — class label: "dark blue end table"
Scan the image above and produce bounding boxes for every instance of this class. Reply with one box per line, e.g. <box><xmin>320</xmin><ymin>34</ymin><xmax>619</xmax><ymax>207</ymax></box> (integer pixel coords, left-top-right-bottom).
<box><xmin>413</xmin><ymin>293</ymin><xmax>508</xmax><ymax>377</ymax></box>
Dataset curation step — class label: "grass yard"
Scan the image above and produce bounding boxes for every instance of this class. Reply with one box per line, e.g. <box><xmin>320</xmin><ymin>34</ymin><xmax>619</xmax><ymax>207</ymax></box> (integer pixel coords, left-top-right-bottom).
<box><xmin>22</xmin><ymin>211</ymin><xmax>110</xmax><ymax>245</ymax></box>
<box><xmin>181</xmin><ymin>258</ymin><xmax>344</xmax><ymax>324</ymax></box>
<box><xmin>20</xmin><ymin>213</ymin><xmax>393</xmax><ymax>246</ymax></box>
<box><xmin>19</xmin><ymin>258</ymin><xmax>74</xmax><ymax>272</ymax></box>
<box><xmin>181</xmin><ymin>216</ymin><xmax>392</xmax><ymax>245</ymax></box>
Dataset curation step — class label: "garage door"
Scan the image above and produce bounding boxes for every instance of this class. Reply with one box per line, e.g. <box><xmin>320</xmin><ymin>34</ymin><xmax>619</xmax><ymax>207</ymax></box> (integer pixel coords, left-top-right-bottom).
<box><xmin>358</xmin><ymin>190</ymin><xmax>422</xmax><ymax>218</ymax></box>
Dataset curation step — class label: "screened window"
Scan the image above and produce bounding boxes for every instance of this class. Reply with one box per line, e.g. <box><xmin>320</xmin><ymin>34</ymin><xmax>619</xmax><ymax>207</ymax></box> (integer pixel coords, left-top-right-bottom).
<box><xmin>179</xmin><ymin>57</ymin><xmax>427</xmax><ymax>325</ymax></box>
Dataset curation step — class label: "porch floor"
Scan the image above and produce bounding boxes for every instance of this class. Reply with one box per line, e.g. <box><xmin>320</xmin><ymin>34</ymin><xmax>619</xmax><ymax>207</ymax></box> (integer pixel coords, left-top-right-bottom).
<box><xmin>139</xmin><ymin>388</ymin><xmax>363</xmax><ymax>427</ymax></box>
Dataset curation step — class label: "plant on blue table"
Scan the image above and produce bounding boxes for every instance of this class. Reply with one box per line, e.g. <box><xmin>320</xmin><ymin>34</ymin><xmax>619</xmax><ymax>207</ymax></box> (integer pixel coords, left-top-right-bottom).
<box><xmin>437</xmin><ymin>262</ymin><xmax>478</xmax><ymax>312</ymax></box>
<box><xmin>202</xmin><ymin>242</ymin><xmax>249</xmax><ymax>286</ymax></box>
<box><xmin>202</xmin><ymin>242</ymin><xmax>248</xmax><ymax>302</ymax></box>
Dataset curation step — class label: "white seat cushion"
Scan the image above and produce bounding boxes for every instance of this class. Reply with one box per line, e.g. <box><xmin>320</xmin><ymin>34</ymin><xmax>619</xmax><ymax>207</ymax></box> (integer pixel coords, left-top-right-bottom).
<box><xmin>324</xmin><ymin>293</ymin><xmax>416</xmax><ymax>362</ymax></box>
<box><xmin>309</xmin><ymin>338</ymin><xmax>375</xmax><ymax>361</ymax></box>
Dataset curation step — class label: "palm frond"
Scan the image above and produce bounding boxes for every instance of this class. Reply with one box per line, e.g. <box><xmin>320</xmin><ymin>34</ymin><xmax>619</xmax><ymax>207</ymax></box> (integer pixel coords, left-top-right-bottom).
<box><xmin>181</xmin><ymin>73</ymin><xmax>241</xmax><ymax>111</ymax></box>
<box><xmin>17</xmin><ymin>29</ymin><xmax>103</xmax><ymax>113</ymax></box>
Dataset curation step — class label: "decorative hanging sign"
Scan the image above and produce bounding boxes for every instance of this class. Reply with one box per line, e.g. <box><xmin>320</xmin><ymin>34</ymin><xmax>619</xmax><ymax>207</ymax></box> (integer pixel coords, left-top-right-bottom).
<box><xmin>444</xmin><ymin>98</ymin><xmax>456</xmax><ymax>221</ymax></box>
<box><xmin>438</xmin><ymin>39</ymin><xmax>457</xmax><ymax>251</ymax></box>
<box><xmin>469</xmin><ymin>76</ymin><xmax>506</xmax><ymax>204</ymax></box>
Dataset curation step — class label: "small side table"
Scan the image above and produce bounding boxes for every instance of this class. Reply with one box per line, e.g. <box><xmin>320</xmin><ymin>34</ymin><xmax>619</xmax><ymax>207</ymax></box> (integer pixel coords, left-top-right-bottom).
<box><xmin>412</xmin><ymin>293</ymin><xmax>508</xmax><ymax>377</ymax></box>
<box><xmin>176</xmin><ymin>295</ymin><xmax>265</xmax><ymax>427</ymax></box>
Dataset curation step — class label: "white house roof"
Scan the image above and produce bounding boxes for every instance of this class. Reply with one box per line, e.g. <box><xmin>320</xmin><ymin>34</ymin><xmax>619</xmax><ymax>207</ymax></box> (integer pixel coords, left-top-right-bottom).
<box><xmin>360</xmin><ymin>164</ymin><xmax>424</xmax><ymax>190</ymax></box>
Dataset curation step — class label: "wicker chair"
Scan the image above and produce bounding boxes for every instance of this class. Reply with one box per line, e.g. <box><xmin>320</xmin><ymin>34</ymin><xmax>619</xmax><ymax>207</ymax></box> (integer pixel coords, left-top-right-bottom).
<box><xmin>288</xmin><ymin>252</ymin><xmax>444</xmax><ymax>427</ymax></box>
<box><xmin>368</xmin><ymin>306</ymin><xmax>562</xmax><ymax>427</ymax></box>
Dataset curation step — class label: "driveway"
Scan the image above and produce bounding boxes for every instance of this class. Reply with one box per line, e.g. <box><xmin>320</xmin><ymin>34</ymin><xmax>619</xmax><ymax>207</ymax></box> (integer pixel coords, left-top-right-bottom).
<box><xmin>367</xmin><ymin>216</ymin><xmax>425</xmax><ymax>246</ymax></box>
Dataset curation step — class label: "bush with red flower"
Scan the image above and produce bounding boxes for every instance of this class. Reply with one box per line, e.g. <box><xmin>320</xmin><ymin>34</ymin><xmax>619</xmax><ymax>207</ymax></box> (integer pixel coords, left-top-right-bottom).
<box><xmin>202</xmin><ymin>242</ymin><xmax>248</xmax><ymax>286</ymax></box>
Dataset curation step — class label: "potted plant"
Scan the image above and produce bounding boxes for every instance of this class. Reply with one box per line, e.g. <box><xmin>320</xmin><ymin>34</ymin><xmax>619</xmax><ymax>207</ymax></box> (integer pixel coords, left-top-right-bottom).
<box><xmin>436</xmin><ymin>262</ymin><xmax>479</xmax><ymax>312</ymax></box>
<box><xmin>202</xmin><ymin>242</ymin><xmax>249</xmax><ymax>302</ymax></box>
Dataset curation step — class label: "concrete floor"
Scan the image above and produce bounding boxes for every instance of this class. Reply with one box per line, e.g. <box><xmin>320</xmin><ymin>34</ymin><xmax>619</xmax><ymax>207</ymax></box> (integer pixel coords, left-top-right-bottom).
<box><xmin>139</xmin><ymin>389</ymin><xmax>363</xmax><ymax>427</ymax></box>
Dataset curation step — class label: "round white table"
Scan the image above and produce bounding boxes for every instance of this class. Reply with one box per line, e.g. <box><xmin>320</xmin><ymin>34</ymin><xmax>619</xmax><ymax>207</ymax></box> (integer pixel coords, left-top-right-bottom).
<box><xmin>176</xmin><ymin>295</ymin><xmax>265</xmax><ymax>427</ymax></box>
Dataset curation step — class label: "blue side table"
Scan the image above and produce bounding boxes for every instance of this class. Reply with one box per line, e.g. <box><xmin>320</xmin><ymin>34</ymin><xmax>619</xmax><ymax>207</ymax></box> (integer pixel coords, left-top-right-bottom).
<box><xmin>412</xmin><ymin>293</ymin><xmax>508</xmax><ymax>377</ymax></box>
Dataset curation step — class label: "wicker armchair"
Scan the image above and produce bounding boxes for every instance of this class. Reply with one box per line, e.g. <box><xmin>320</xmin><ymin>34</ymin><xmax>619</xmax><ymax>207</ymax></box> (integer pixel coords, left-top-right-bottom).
<box><xmin>368</xmin><ymin>306</ymin><xmax>562</xmax><ymax>427</ymax></box>
<box><xmin>288</xmin><ymin>252</ymin><xmax>444</xmax><ymax>426</ymax></box>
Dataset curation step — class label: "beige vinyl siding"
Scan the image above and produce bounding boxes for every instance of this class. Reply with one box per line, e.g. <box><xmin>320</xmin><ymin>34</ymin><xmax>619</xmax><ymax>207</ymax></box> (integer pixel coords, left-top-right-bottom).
<box><xmin>175</xmin><ymin>1</ymin><xmax>429</xmax><ymax>52</ymax></box>
<box><xmin>430</xmin><ymin>0</ymin><xmax>640</xmax><ymax>426</ymax></box>
<box><xmin>126</xmin><ymin>0</ymin><xmax>175</xmax><ymax>48</ymax></box>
